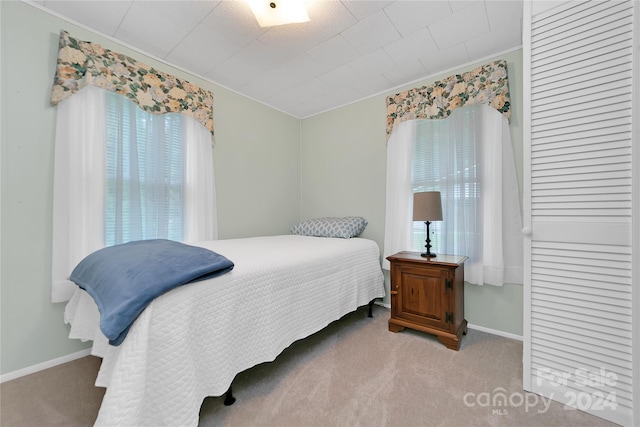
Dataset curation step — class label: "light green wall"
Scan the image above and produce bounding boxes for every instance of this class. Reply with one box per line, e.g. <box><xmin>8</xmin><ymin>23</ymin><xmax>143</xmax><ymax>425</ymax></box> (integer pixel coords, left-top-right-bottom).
<box><xmin>300</xmin><ymin>96</ymin><xmax>387</xmax><ymax>246</ymax></box>
<box><xmin>300</xmin><ymin>49</ymin><xmax>524</xmax><ymax>337</ymax></box>
<box><xmin>0</xmin><ymin>1</ymin><xmax>300</xmax><ymax>375</ymax></box>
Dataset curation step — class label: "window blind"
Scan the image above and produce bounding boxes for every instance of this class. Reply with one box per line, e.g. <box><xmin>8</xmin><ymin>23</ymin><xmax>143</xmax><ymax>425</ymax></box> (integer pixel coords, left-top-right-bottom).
<box><xmin>105</xmin><ymin>92</ymin><xmax>184</xmax><ymax>246</ymax></box>
<box><xmin>411</xmin><ymin>108</ymin><xmax>479</xmax><ymax>256</ymax></box>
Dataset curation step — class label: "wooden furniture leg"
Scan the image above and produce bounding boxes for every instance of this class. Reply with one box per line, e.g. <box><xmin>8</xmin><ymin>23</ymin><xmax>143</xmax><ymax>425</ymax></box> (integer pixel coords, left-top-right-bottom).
<box><xmin>224</xmin><ymin>386</ymin><xmax>236</xmax><ymax>406</ymax></box>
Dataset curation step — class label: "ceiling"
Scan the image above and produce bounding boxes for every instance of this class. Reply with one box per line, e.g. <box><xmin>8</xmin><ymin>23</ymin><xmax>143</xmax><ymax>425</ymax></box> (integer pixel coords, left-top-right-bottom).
<box><xmin>31</xmin><ymin>0</ymin><xmax>523</xmax><ymax>119</ymax></box>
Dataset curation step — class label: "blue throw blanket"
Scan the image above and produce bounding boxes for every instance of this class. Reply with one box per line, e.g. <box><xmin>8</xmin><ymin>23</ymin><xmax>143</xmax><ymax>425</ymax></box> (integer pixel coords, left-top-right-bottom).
<box><xmin>70</xmin><ymin>239</ymin><xmax>234</xmax><ymax>345</ymax></box>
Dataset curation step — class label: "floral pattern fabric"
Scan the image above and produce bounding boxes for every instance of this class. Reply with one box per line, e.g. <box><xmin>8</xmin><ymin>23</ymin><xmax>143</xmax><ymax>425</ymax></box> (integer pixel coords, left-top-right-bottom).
<box><xmin>51</xmin><ymin>30</ymin><xmax>214</xmax><ymax>136</ymax></box>
<box><xmin>386</xmin><ymin>60</ymin><xmax>510</xmax><ymax>140</ymax></box>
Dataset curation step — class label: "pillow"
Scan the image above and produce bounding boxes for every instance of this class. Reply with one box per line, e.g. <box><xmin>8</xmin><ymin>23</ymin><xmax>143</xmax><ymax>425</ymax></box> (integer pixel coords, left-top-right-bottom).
<box><xmin>290</xmin><ymin>216</ymin><xmax>368</xmax><ymax>239</ymax></box>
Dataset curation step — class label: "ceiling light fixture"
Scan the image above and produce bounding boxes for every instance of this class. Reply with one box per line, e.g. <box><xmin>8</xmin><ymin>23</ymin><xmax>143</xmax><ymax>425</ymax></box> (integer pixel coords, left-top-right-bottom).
<box><xmin>247</xmin><ymin>0</ymin><xmax>309</xmax><ymax>27</ymax></box>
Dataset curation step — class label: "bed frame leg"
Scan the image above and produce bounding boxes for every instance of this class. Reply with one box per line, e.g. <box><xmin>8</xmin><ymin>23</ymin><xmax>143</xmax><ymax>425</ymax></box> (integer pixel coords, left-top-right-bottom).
<box><xmin>224</xmin><ymin>386</ymin><xmax>236</xmax><ymax>406</ymax></box>
<box><xmin>368</xmin><ymin>299</ymin><xmax>375</xmax><ymax>318</ymax></box>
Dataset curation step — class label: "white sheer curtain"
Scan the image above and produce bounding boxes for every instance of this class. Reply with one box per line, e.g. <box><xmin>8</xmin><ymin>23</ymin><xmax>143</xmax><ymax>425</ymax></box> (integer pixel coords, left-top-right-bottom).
<box><xmin>52</xmin><ymin>86</ymin><xmax>217</xmax><ymax>302</ymax></box>
<box><xmin>183</xmin><ymin>113</ymin><xmax>217</xmax><ymax>242</ymax></box>
<box><xmin>382</xmin><ymin>120</ymin><xmax>416</xmax><ymax>270</ymax></box>
<box><xmin>383</xmin><ymin>104</ymin><xmax>523</xmax><ymax>286</ymax></box>
<box><xmin>52</xmin><ymin>86</ymin><xmax>106</xmax><ymax>302</ymax></box>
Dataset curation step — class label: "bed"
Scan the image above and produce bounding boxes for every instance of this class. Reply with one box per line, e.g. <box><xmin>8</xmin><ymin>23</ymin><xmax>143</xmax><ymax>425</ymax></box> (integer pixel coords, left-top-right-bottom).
<box><xmin>64</xmin><ymin>234</ymin><xmax>386</xmax><ymax>426</ymax></box>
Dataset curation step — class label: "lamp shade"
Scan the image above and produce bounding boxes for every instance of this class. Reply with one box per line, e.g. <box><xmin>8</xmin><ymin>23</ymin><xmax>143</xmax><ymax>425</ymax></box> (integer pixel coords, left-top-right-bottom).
<box><xmin>413</xmin><ymin>192</ymin><xmax>443</xmax><ymax>222</ymax></box>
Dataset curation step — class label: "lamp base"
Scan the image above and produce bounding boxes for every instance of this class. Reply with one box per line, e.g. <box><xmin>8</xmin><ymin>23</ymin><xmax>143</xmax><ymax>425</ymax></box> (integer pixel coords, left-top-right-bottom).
<box><xmin>421</xmin><ymin>221</ymin><xmax>436</xmax><ymax>258</ymax></box>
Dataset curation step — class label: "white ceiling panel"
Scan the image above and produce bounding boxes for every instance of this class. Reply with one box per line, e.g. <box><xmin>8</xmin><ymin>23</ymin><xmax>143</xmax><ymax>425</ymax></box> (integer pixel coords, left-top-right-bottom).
<box><xmin>34</xmin><ymin>0</ymin><xmax>524</xmax><ymax>118</ymax></box>
<box><xmin>115</xmin><ymin>1</ymin><xmax>207</xmax><ymax>57</ymax></box>
<box><xmin>201</xmin><ymin>0</ymin><xmax>266</xmax><ymax>47</ymax></box>
<box><xmin>347</xmin><ymin>48</ymin><xmax>395</xmax><ymax>77</ymax></box>
<box><xmin>341</xmin><ymin>9</ymin><xmax>401</xmax><ymax>54</ymax></box>
<box><xmin>485</xmin><ymin>0</ymin><xmax>524</xmax><ymax>30</ymax></box>
<box><xmin>228</xmin><ymin>39</ymin><xmax>284</xmax><ymax>70</ymax></box>
<box><xmin>167</xmin><ymin>23</ymin><xmax>242</xmax><ymax>76</ymax></box>
<box><xmin>207</xmin><ymin>55</ymin><xmax>262</xmax><ymax>89</ymax></box>
<box><xmin>238</xmin><ymin>71</ymin><xmax>289</xmax><ymax>100</ymax></box>
<box><xmin>383</xmin><ymin>28</ymin><xmax>439</xmax><ymax>65</ymax></box>
<box><xmin>383</xmin><ymin>1</ymin><xmax>453</xmax><ymax>36</ymax></box>
<box><xmin>341</xmin><ymin>0</ymin><xmax>392</xmax><ymax>20</ymax></box>
<box><xmin>41</xmin><ymin>0</ymin><xmax>131</xmax><ymax>36</ymax></box>
<box><xmin>277</xmin><ymin>77</ymin><xmax>327</xmax><ymax>102</ymax></box>
<box><xmin>449</xmin><ymin>1</ymin><xmax>478</xmax><ymax>12</ymax></box>
<box><xmin>303</xmin><ymin>0</ymin><xmax>357</xmax><ymax>42</ymax></box>
<box><xmin>419</xmin><ymin>42</ymin><xmax>471</xmax><ymax>76</ymax></box>
<box><xmin>257</xmin><ymin>23</ymin><xmax>318</xmax><ymax>59</ymax></box>
<box><xmin>277</xmin><ymin>54</ymin><xmax>324</xmax><ymax>83</ymax></box>
<box><xmin>318</xmin><ymin>64</ymin><xmax>361</xmax><ymax>89</ymax></box>
<box><xmin>138</xmin><ymin>1</ymin><xmax>210</xmax><ymax>32</ymax></box>
<box><xmin>305</xmin><ymin>35</ymin><xmax>359</xmax><ymax>71</ymax></box>
<box><xmin>351</xmin><ymin>72</ymin><xmax>392</xmax><ymax>95</ymax></box>
<box><xmin>326</xmin><ymin>84</ymin><xmax>364</xmax><ymax>106</ymax></box>
<box><xmin>429</xmin><ymin>2</ymin><xmax>491</xmax><ymax>49</ymax></box>
<box><xmin>383</xmin><ymin>58</ymin><xmax>428</xmax><ymax>87</ymax></box>
<box><xmin>464</xmin><ymin>21</ymin><xmax>522</xmax><ymax>61</ymax></box>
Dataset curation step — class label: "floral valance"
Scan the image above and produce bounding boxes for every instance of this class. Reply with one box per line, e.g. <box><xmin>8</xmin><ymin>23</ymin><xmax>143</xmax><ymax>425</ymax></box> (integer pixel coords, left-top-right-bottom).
<box><xmin>386</xmin><ymin>60</ymin><xmax>510</xmax><ymax>140</ymax></box>
<box><xmin>51</xmin><ymin>30</ymin><xmax>214</xmax><ymax>136</ymax></box>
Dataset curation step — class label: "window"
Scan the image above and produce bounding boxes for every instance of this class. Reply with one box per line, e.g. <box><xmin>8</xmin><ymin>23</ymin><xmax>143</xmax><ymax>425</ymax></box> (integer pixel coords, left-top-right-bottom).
<box><xmin>105</xmin><ymin>92</ymin><xmax>184</xmax><ymax>246</ymax></box>
<box><xmin>383</xmin><ymin>104</ymin><xmax>523</xmax><ymax>286</ymax></box>
<box><xmin>52</xmin><ymin>86</ymin><xmax>217</xmax><ymax>302</ymax></box>
<box><xmin>410</xmin><ymin>107</ymin><xmax>479</xmax><ymax>258</ymax></box>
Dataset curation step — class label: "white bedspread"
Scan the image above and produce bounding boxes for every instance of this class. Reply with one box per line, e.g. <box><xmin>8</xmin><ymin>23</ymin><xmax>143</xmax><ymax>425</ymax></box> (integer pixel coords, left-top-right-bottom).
<box><xmin>64</xmin><ymin>235</ymin><xmax>385</xmax><ymax>426</ymax></box>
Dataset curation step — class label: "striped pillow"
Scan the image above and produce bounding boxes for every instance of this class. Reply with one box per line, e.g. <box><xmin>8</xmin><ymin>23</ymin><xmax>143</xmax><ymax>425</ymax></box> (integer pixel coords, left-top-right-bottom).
<box><xmin>290</xmin><ymin>217</ymin><xmax>368</xmax><ymax>239</ymax></box>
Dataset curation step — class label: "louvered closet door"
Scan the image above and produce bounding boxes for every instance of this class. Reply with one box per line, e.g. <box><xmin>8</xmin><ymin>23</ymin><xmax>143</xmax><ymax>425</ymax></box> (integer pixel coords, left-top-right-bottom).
<box><xmin>523</xmin><ymin>1</ymin><xmax>635</xmax><ymax>426</ymax></box>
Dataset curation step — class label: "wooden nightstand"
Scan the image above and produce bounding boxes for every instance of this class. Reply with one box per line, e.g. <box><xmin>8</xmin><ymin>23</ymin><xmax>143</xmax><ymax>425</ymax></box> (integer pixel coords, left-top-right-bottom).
<box><xmin>387</xmin><ymin>252</ymin><xmax>468</xmax><ymax>350</ymax></box>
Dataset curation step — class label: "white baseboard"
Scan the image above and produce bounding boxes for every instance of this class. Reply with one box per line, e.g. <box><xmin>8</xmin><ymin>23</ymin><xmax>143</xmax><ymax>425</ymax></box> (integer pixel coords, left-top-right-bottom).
<box><xmin>467</xmin><ymin>323</ymin><xmax>523</xmax><ymax>341</ymax></box>
<box><xmin>374</xmin><ymin>302</ymin><xmax>523</xmax><ymax>341</ymax></box>
<box><xmin>0</xmin><ymin>348</ymin><xmax>92</xmax><ymax>384</ymax></box>
<box><xmin>374</xmin><ymin>301</ymin><xmax>390</xmax><ymax>310</ymax></box>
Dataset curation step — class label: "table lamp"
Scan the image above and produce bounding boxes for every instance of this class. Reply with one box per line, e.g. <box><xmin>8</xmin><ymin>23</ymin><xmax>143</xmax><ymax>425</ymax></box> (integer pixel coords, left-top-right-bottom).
<box><xmin>413</xmin><ymin>191</ymin><xmax>443</xmax><ymax>257</ymax></box>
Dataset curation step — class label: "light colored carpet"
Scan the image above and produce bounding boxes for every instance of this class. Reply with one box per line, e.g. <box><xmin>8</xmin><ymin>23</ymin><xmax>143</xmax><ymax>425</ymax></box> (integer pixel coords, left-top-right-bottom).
<box><xmin>1</xmin><ymin>355</ymin><xmax>104</xmax><ymax>427</ymax></box>
<box><xmin>1</xmin><ymin>306</ymin><xmax>616</xmax><ymax>427</ymax></box>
